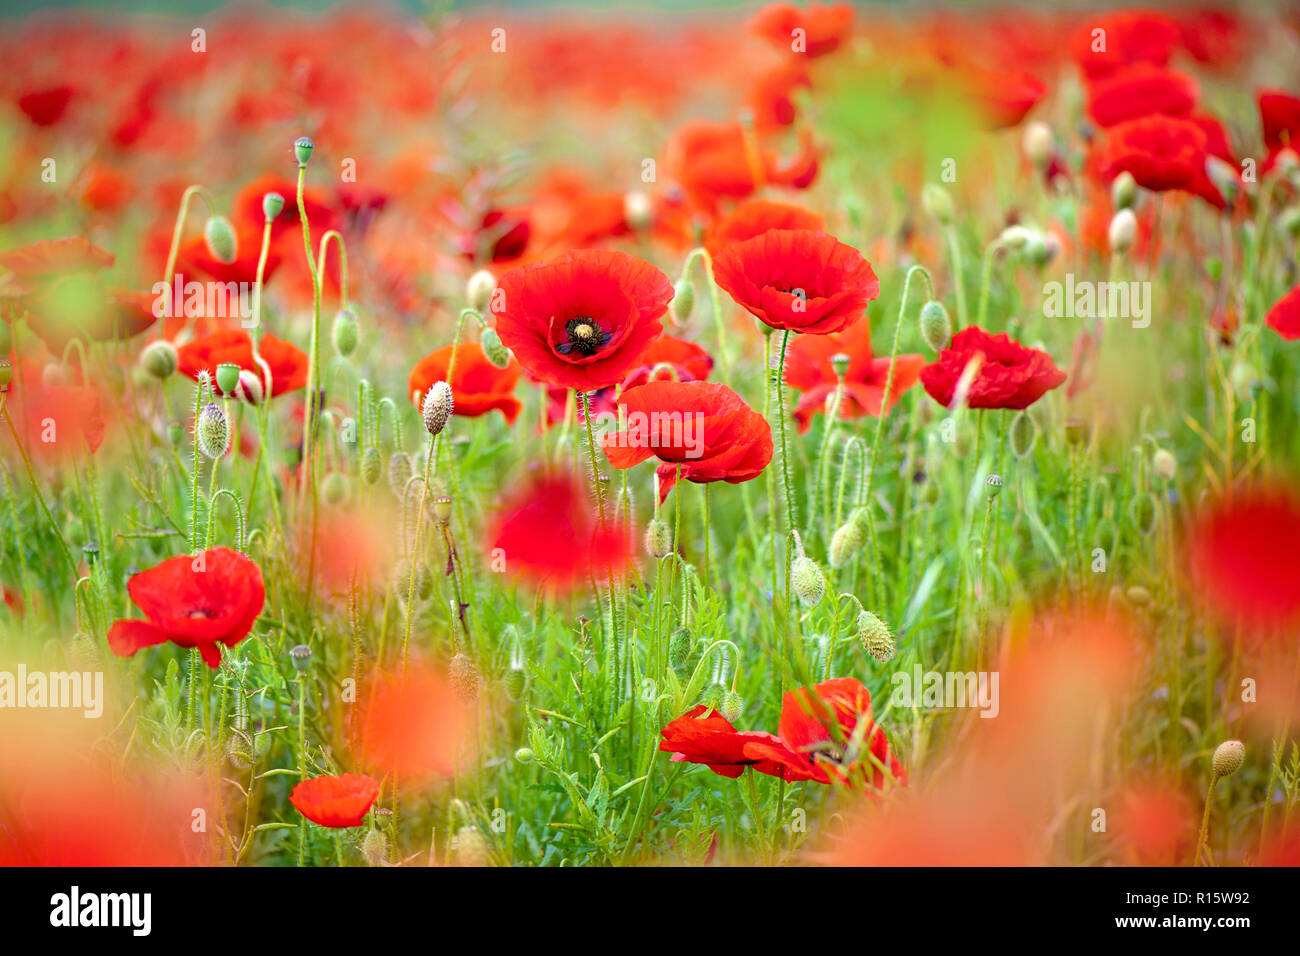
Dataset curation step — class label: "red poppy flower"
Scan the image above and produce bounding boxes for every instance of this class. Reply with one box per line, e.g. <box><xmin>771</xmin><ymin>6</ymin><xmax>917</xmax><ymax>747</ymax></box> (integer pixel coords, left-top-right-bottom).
<box><xmin>1259</xmin><ymin>88</ymin><xmax>1300</xmax><ymax>173</ymax></box>
<box><xmin>289</xmin><ymin>773</ymin><xmax>380</xmax><ymax>828</ymax></box>
<box><xmin>1191</xmin><ymin>112</ymin><xmax>1235</xmax><ymax>164</ymax></box>
<box><xmin>7</xmin><ymin>372</ymin><xmax>106</xmax><ymax>461</ymax></box>
<box><xmin>919</xmin><ymin>326</ymin><xmax>1066</xmax><ymax>410</ymax></box>
<box><xmin>741</xmin><ymin>677</ymin><xmax>906</xmax><ymax>789</ymax></box>
<box><xmin>408</xmin><ymin>341</ymin><xmax>522</xmax><ymax>424</ymax></box>
<box><xmin>16</xmin><ymin>86</ymin><xmax>74</xmax><ymax>127</ymax></box>
<box><xmin>664</xmin><ymin>121</ymin><xmax>820</xmax><ymax>214</ymax></box>
<box><xmin>177</xmin><ymin>329</ymin><xmax>309</xmax><ymax>397</ymax></box>
<box><xmin>1072</xmin><ymin>10</ymin><xmax>1180</xmax><ymax>80</ymax></box>
<box><xmin>1086</xmin><ymin>65</ymin><xmax>1198</xmax><ymax>129</ymax></box>
<box><xmin>1266</xmin><ymin>284</ymin><xmax>1300</xmax><ymax>340</ymax></box>
<box><xmin>747</xmin><ymin>62</ymin><xmax>811</xmax><ymax>131</ymax></box>
<box><xmin>705</xmin><ymin>199</ymin><xmax>824</xmax><ymax>256</ymax></box>
<box><xmin>355</xmin><ymin>665</ymin><xmax>471</xmax><ymax>784</ymax></box>
<box><xmin>602</xmin><ymin>380</ymin><xmax>773</xmax><ymax>502</ymax></box>
<box><xmin>488</xmin><ymin>469</ymin><xmax>633</xmax><ymax>592</ymax></box>
<box><xmin>1096</xmin><ymin>115</ymin><xmax>1223</xmax><ymax>208</ymax></box>
<box><xmin>491</xmin><ymin>249</ymin><xmax>672</xmax><ymax>391</ymax></box>
<box><xmin>1184</xmin><ymin>483</ymin><xmax>1300</xmax><ymax>637</ymax></box>
<box><xmin>1115</xmin><ymin>781</ymin><xmax>1194</xmax><ymax>865</ymax></box>
<box><xmin>659</xmin><ymin>706</ymin><xmax>791</xmax><ymax>778</ymax></box>
<box><xmin>461</xmin><ymin>208</ymin><xmax>532</xmax><ymax>265</ymax></box>
<box><xmin>750</xmin><ymin>2</ymin><xmax>854</xmax><ymax>58</ymax></box>
<box><xmin>712</xmin><ymin>229</ymin><xmax>878</xmax><ymax>335</ymax></box>
<box><xmin>783</xmin><ymin>318</ymin><xmax>924</xmax><ymax>432</ymax></box>
<box><xmin>967</xmin><ymin>67</ymin><xmax>1046</xmax><ymax>130</ymax></box>
<box><xmin>621</xmin><ymin>333</ymin><xmax>714</xmax><ymax>388</ymax></box>
<box><xmin>107</xmin><ymin>547</ymin><xmax>266</xmax><ymax>669</ymax></box>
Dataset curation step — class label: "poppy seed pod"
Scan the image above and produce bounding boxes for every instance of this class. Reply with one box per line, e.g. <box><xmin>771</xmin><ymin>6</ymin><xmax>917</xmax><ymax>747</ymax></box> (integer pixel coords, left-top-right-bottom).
<box><xmin>645</xmin><ymin>517</ymin><xmax>672</xmax><ymax>559</ymax></box>
<box><xmin>262</xmin><ymin>191</ymin><xmax>285</xmax><ymax>222</ymax></box>
<box><xmin>1010</xmin><ymin>410</ymin><xmax>1036</xmax><ymax>458</ymax></box>
<box><xmin>1152</xmin><ymin>448</ymin><xmax>1176</xmax><ymax>481</ymax></box>
<box><xmin>449</xmin><ymin>653</ymin><xmax>481</xmax><ymax>706</ymax></box>
<box><xmin>215</xmin><ymin>362</ymin><xmax>241</xmax><ymax>396</ymax></box>
<box><xmin>480</xmin><ymin>327</ymin><xmax>511</xmax><ymax>368</ymax></box>
<box><xmin>1109</xmin><ymin>208</ymin><xmax>1137</xmax><ymax>255</ymax></box>
<box><xmin>140</xmin><ymin>340</ymin><xmax>178</xmax><ymax>380</ymax></box>
<box><xmin>921</xmin><ymin>183</ymin><xmax>954</xmax><ymax>225</ymax></box>
<box><xmin>360</xmin><ymin>447</ymin><xmax>381</xmax><ymax>485</ymax></box>
<box><xmin>332</xmin><ymin>308</ymin><xmax>359</xmax><ymax>357</ymax></box>
<box><xmin>1212</xmin><ymin>739</ymin><xmax>1245</xmax><ymax>778</ymax></box>
<box><xmin>294</xmin><ymin>136</ymin><xmax>314</xmax><ymax>167</ymax></box>
<box><xmin>857</xmin><ymin>610</ymin><xmax>896</xmax><ymax>662</ymax></box>
<box><xmin>422</xmin><ymin>381</ymin><xmax>454</xmax><ymax>436</ymax></box>
<box><xmin>289</xmin><ymin>644</ymin><xmax>312</xmax><ymax>671</ymax></box>
<box><xmin>829</xmin><ymin>351</ymin><xmax>851</xmax><ymax>380</ymax></box>
<box><xmin>466</xmin><ymin>269</ymin><xmax>496</xmax><ymax>314</ymax></box>
<box><xmin>791</xmin><ymin>554</ymin><xmax>826</xmax><ymax>606</ymax></box>
<box><xmin>671</xmin><ymin>278</ymin><xmax>695</xmax><ymax>323</ymax></box>
<box><xmin>721</xmin><ymin>690</ymin><xmax>743</xmax><ymax>723</ymax></box>
<box><xmin>388</xmin><ymin>451</ymin><xmax>413</xmax><ymax>499</ymax></box>
<box><xmin>1111</xmin><ymin>171</ymin><xmax>1137</xmax><ymax>210</ymax></box>
<box><xmin>919</xmin><ymin>299</ymin><xmax>951</xmax><ymax>352</ymax></box>
<box><xmin>986</xmin><ymin>473</ymin><xmax>1004</xmax><ymax>498</ymax></box>
<box><xmin>432</xmin><ymin>494</ymin><xmax>453</xmax><ymax>524</ymax></box>
<box><xmin>322</xmin><ymin>471</ymin><xmax>350</xmax><ymax>507</ymax></box>
<box><xmin>196</xmin><ymin>403</ymin><xmax>229</xmax><ymax>459</ymax></box>
<box><xmin>203</xmin><ymin>215</ymin><xmax>238</xmax><ymax>265</ymax></box>
<box><xmin>828</xmin><ymin>508</ymin><xmax>868</xmax><ymax>569</ymax></box>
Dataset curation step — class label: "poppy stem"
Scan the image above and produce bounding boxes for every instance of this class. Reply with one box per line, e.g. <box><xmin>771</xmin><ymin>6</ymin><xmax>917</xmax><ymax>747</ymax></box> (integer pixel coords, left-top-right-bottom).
<box><xmin>1194</xmin><ymin>773</ymin><xmax>1220</xmax><ymax>867</ymax></box>
<box><xmin>943</xmin><ymin>226</ymin><xmax>969</xmax><ymax>328</ymax></box>
<box><xmin>773</xmin><ymin>329</ymin><xmax>796</xmax><ymax>532</ymax></box>
<box><xmin>682</xmin><ymin>247</ymin><xmax>731</xmax><ymax>380</ymax></box>
<box><xmin>159</xmin><ymin>184</ymin><xmax>215</xmax><ymax>341</ymax></box>
<box><xmin>295</xmin><ymin>162</ymin><xmax>324</xmax><ymax>603</ymax></box>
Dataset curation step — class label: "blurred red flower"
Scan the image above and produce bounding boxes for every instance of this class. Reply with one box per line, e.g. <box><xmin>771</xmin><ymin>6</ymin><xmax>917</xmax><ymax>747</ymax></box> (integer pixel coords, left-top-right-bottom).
<box><xmin>107</xmin><ymin>547</ymin><xmax>265</xmax><ymax>669</ymax></box>
<box><xmin>712</xmin><ymin>228</ymin><xmax>878</xmax><ymax>334</ymax></box>
<box><xmin>289</xmin><ymin>773</ymin><xmax>381</xmax><ymax>828</ymax></box>
<box><xmin>1266</xmin><ymin>284</ymin><xmax>1300</xmax><ymax>340</ymax></box>
<box><xmin>750</xmin><ymin>2</ymin><xmax>854</xmax><ymax>58</ymax></box>
<box><xmin>705</xmin><ymin>198</ymin><xmax>824</xmax><ymax>256</ymax></box>
<box><xmin>354</xmin><ymin>665</ymin><xmax>471</xmax><ymax>783</ymax></box>
<box><xmin>1086</xmin><ymin>65</ymin><xmax>1198</xmax><ymax>129</ymax></box>
<box><xmin>919</xmin><ymin>326</ymin><xmax>1066</xmax><ymax>410</ymax></box>
<box><xmin>1096</xmin><ymin>115</ymin><xmax>1224</xmax><ymax>208</ymax></box>
<box><xmin>492</xmin><ymin>249</ymin><xmax>671</xmax><ymax>391</ymax></box>
<box><xmin>1072</xmin><ymin>10</ymin><xmax>1180</xmax><ymax>80</ymax></box>
<box><xmin>664</xmin><ymin>121</ymin><xmax>820</xmax><ymax>214</ymax></box>
<box><xmin>1258</xmin><ymin>88</ymin><xmax>1300</xmax><ymax>174</ymax></box>
<box><xmin>177</xmin><ymin>329</ymin><xmax>309</xmax><ymax>397</ymax></box>
<box><xmin>408</xmin><ymin>341</ymin><xmax>522</xmax><ymax>424</ymax></box>
<box><xmin>16</xmin><ymin>85</ymin><xmax>74</xmax><ymax>127</ymax></box>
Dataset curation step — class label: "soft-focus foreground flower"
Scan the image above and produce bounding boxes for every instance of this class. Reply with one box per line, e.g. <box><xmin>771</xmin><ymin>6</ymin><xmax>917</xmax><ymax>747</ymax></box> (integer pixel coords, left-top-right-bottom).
<box><xmin>354</xmin><ymin>665</ymin><xmax>471</xmax><ymax>784</ymax></box>
<box><xmin>919</xmin><ymin>326</ymin><xmax>1066</xmax><ymax>410</ymax></box>
<box><xmin>408</xmin><ymin>341</ymin><xmax>522</xmax><ymax>424</ymax></box>
<box><xmin>290</xmin><ymin>773</ymin><xmax>381</xmax><ymax>828</ymax></box>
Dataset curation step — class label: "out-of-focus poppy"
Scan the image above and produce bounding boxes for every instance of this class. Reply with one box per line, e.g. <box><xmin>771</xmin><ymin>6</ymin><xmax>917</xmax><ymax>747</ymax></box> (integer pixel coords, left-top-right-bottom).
<box><xmin>602</xmin><ymin>380</ymin><xmax>773</xmax><ymax>501</ymax></box>
<box><xmin>177</xmin><ymin>329</ymin><xmax>309</xmax><ymax>397</ymax></box>
<box><xmin>620</xmin><ymin>333</ymin><xmax>714</xmax><ymax>388</ymax></box>
<box><xmin>712</xmin><ymin>228</ymin><xmax>878</xmax><ymax>335</ymax></box>
<box><xmin>1072</xmin><ymin>10</ymin><xmax>1181</xmax><ymax>80</ymax></box>
<box><xmin>664</xmin><ymin>121</ymin><xmax>820</xmax><ymax>214</ymax></box>
<box><xmin>16</xmin><ymin>85</ymin><xmax>74</xmax><ymax>127</ymax></box>
<box><xmin>705</xmin><ymin>199</ymin><xmax>824</xmax><ymax>255</ymax></box>
<box><xmin>750</xmin><ymin>2</ymin><xmax>854</xmax><ymax>58</ymax></box>
<box><xmin>289</xmin><ymin>773</ymin><xmax>380</xmax><ymax>828</ymax></box>
<box><xmin>1258</xmin><ymin>88</ymin><xmax>1300</xmax><ymax>174</ymax></box>
<box><xmin>967</xmin><ymin>66</ymin><xmax>1046</xmax><ymax>130</ymax></box>
<box><xmin>1115</xmin><ymin>781</ymin><xmax>1195</xmax><ymax>865</ymax></box>
<box><xmin>1086</xmin><ymin>65</ymin><xmax>1198</xmax><ymax>129</ymax></box>
<box><xmin>920</xmin><ymin>326</ymin><xmax>1067</xmax><ymax>410</ymax></box>
<box><xmin>1096</xmin><ymin>115</ymin><xmax>1224</xmax><ymax>208</ymax></box>
<box><xmin>107</xmin><ymin>547</ymin><xmax>265</xmax><ymax>669</ymax></box>
<box><xmin>354</xmin><ymin>664</ymin><xmax>472</xmax><ymax>783</ymax></box>
<box><xmin>1265</xmin><ymin>284</ymin><xmax>1300</xmax><ymax>340</ymax></box>
<box><xmin>408</xmin><ymin>341</ymin><xmax>522</xmax><ymax>425</ymax></box>
<box><xmin>5</xmin><ymin>370</ymin><xmax>107</xmax><ymax>461</ymax></box>
<box><xmin>783</xmin><ymin>318</ymin><xmax>924</xmax><ymax>431</ymax></box>
<box><xmin>492</xmin><ymin>249</ymin><xmax>671</xmax><ymax>391</ymax></box>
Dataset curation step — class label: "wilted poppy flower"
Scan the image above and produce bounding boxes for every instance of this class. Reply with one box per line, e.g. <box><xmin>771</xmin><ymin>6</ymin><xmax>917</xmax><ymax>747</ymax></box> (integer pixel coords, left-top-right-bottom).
<box><xmin>488</xmin><ymin>469</ymin><xmax>633</xmax><ymax>591</ymax></box>
<box><xmin>783</xmin><ymin>318</ymin><xmax>924</xmax><ymax>432</ymax></box>
<box><xmin>1258</xmin><ymin>88</ymin><xmax>1300</xmax><ymax>174</ymax></box>
<box><xmin>289</xmin><ymin>773</ymin><xmax>380</xmax><ymax>828</ymax></box>
<box><xmin>1266</xmin><ymin>284</ymin><xmax>1300</xmax><ymax>340</ymax></box>
<box><xmin>659</xmin><ymin>706</ymin><xmax>790</xmax><ymax>778</ymax></box>
<box><xmin>354</xmin><ymin>665</ymin><xmax>472</xmax><ymax>783</ymax></box>
<box><xmin>603</xmin><ymin>380</ymin><xmax>773</xmax><ymax>502</ymax></box>
<box><xmin>408</xmin><ymin>341</ymin><xmax>522</xmax><ymax>424</ymax></box>
<box><xmin>492</xmin><ymin>249</ymin><xmax>672</xmax><ymax>391</ymax></box>
<box><xmin>177</xmin><ymin>329</ymin><xmax>309</xmax><ymax>397</ymax></box>
<box><xmin>705</xmin><ymin>199</ymin><xmax>824</xmax><ymax>255</ymax></box>
<box><xmin>741</xmin><ymin>677</ymin><xmax>906</xmax><ymax>789</ymax></box>
<box><xmin>1086</xmin><ymin>65</ymin><xmax>1198</xmax><ymax>129</ymax></box>
<box><xmin>1096</xmin><ymin>115</ymin><xmax>1223</xmax><ymax>208</ymax></box>
<box><xmin>712</xmin><ymin>229</ymin><xmax>878</xmax><ymax>335</ymax></box>
<box><xmin>107</xmin><ymin>547</ymin><xmax>265</xmax><ymax>669</ymax></box>
<box><xmin>920</xmin><ymin>326</ymin><xmax>1066</xmax><ymax>410</ymax></box>
<box><xmin>750</xmin><ymin>2</ymin><xmax>854</xmax><ymax>58</ymax></box>
<box><xmin>1184</xmin><ymin>482</ymin><xmax>1300</xmax><ymax>637</ymax></box>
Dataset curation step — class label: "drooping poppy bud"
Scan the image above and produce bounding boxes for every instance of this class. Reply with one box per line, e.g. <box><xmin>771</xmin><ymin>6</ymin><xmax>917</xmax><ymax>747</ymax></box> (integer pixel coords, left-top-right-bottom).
<box><xmin>857</xmin><ymin>610</ymin><xmax>896</xmax><ymax>662</ymax></box>
<box><xmin>360</xmin><ymin>447</ymin><xmax>381</xmax><ymax>485</ymax></box>
<box><xmin>332</xmin><ymin>308</ymin><xmax>358</xmax><ymax>357</ymax></box>
<box><xmin>671</xmin><ymin>278</ymin><xmax>695</xmax><ymax>323</ymax></box>
<box><xmin>721</xmin><ymin>690</ymin><xmax>743</xmax><ymax>723</ymax></box>
<box><xmin>919</xmin><ymin>299</ymin><xmax>951</xmax><ymax>352</ymax></box>
<box><xmin>204</xmin><ymin>215</ymin><xmax>238</xmax><ymax>265</ymax></box>
<box><xmin>791</xmin><ymin>552</ymin><xmax>826</xmax><ymax>606</ymax></box>
<box><xmin>479</xmin><ymin>327</ymin><xmax>511</xmax><ymax>368</ymax></box>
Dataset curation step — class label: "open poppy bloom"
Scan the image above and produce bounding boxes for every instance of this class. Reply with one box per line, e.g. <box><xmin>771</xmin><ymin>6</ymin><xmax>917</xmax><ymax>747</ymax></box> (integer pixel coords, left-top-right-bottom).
<box><xmin>289</xmin><ymin>773</ymin><xmax>380</xmax><ymax>828</ymax></box>
<box><xmin>659</xmin><ymin>706</ymin><xmax>791</xmax><ymax>778</ymax></box>
<box><xmin>1257</xmin><ymin>88</ymin><xmax>1300</xmax><ymax>174</ymax></box>
<box><xmin>107</xmin><ymin>547</ymin><xmax>265</xmax><ymax>669</ymax></box>
<box><xmin>919</xmin><ymin>326</ymin><xmax>1066</xmax><ymax>410</ymax></box>
<box><xmin>712</xmin><ymin>229</ymin><xmax>878</xmax><ymax>335</ymax></box>
<box><xmin>408</xmin><ymin>341</ymin><xmax>522</xmax><ymax>424</ymax></box>
<box><xmin>1096</xmin><ymin>114</ymin><xmax>1224</xmax><ymax>208</ymax></box>
<box><xmin>740</xmin><ymin>677</ymin><xmax>906</xmax><ymax>789</ymax></box>
<box><xmin>602</xmin><ymin>380</ymin><xmax>773</xmax><ymax>502</ymax></box>
<box><xmin>783</xmin><ymin>318</ymin><xmax>924</xmax><ymax>432</ymax></box>
<box><xmin>492</xmin><ymin>249</ymin><xmax>672</xmax><ymax>391</ymax></box>
<box><xmin>1266</xmin><ymin>284</ymin><xmax>1300</xmax><ymax>340</ymax></box>
<box><xmin>749</xmin><ymin>2</ymin><xmax>854</xmax><ymax>58</ymax></box>
<box><xmin>177</xmin><ymin>329</ymin><xmax>309</xmax><ymax>397</ymax></box>
<box><xmin>705</xmin><ymin>199</ymin><xmax>824</xmax><ymax>256</ymax></box>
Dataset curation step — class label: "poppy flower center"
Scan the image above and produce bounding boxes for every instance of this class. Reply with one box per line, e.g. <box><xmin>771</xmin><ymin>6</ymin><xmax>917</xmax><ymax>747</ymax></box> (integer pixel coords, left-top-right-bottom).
<box><xmin>187</xmin><ymin>607</ymin><xmax>218</xmax><ymax>619</ymax></box>
<box><xmin>557</xmin><ymin>317</ymin><xmax>612</xmax><ymax>357</ymax></box>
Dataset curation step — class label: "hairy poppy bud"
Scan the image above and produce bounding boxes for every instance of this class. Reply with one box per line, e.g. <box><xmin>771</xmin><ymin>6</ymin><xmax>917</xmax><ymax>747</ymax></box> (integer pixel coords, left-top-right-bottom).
<box><xmin>668</xmin><ymin>627</ymin><xmax>691</xmax><ymax>672</ymax></box>
<box><xmin>480</xmin><ymin>327</ymin><xmax>511</xmax><ymax>368</ymax></box>
<box><xmin>322</xmin><ymin>471</ymin><xmax>350</xmax><ymax>507</ymax></box>
<box><xmin>360</xmin><ymin>447</ymin><xmax>381</xmax><ymax>485</ymax></box>
<box><xmin>1109</xmin><ymin>208</ymin><xmax>1137</xmax><ymax>255</ymax></box>
<box><xmin>921</xmin><ymin>183</ymin><xmax>954</xmax><ymax>225</ymax></box>
<box><xmin>1010</xmin><ymin>410</ymin><xmax>1036</xmax><ymax>458</ymax></box>
<box><xmin>919</xmin><ymin>299</ymin><xmax>951</xmax><ymax>352</ymax></box>
<box><xmin>671</xmin><ymin>278</ymin><xmax>695</xmax><ymax>323</ymax></box>
<box><xmin>450</xmin><ymin>653</ymin><xmax>481</xmax><ymax>706</ymax></box>
<box><xmin>289</xmin><ymin>644</ymin><xmax>312</xmax><ymax>671</ymax></box>
<box><xmin>467</xmin><ymin>269</ymin><xmax>496</xmax><ymax>314</ymax></box>
<box><xmin>986</xmin><ymin>473</ymin><xmax>1004</xmax><ymax>498</ymax></box>
<box><xmin>196</xmin><ymin>403</ymin><xmax>229</xmax><ymax>459</ymax></box>
<box><xmin>791</xmin><ymin>554</ymin><xmax>825</xmax><ymax>607</ymax></box>
<box><xmin>1022</xmin><ymin>120</ymin><xmax>1054</xmax><ymax>168</ymax></box>
<box><xmin>828</xmin><ymin>508</ymin><xmax>867</xmax><ymax>569</ymax></box>
<box><xmin>1130</xmin><ymin>492</ymin><xmax>1157</xmax><ymax>536</ymax></box>
<box><xmin>140</xmin><ymin>340</ymin><xmax>178</xmax><ymax>380</ymax></box>
<box><xmin>361</xmin><ymin>828</ymin><xmax>387</xmax><ymax>866</ymax></box>
<box><xmin>701</xmin><ymin>682</ymin><xmax>726</xmax><ymax>712</ymax></box>
<box><xmin>1212</xmin><ymin>739</ymin><xmax>1245</xmax><ymax>778</ymax></box>
<box><xmin>388</xmin><ymin>451</ymin><xmax>412</xmax><ymax>499</ymax></box>
<box><xmin>454</xmin><ymin>825</ymin><xmax>489</xmax><ymax>867</ymax></box>
<box><xmin>215</xmin><ymin>362</ymin><xmax>241</xmax><ymax>396</ymax></box>
<box><xmin>1111</xmin><ymin>171</ymin><xmax>1137</xmax><ymax>210</ymax></box>
<box><xmin>422</xmin><ymin>381</ymin><xmax>454</xmax><ymax>436</ymax></box>
<box><xmin>721</xmin><ymin>690</ymin><xmax>743</xmax><ymax>723</ymax></box>
<box><xmin>857</xmin><ymin>610</ymin><xmax>896</xmax><ymax>662</ymax></box>
<box><xmin>1152</xmin><ymin>448</ymin><xmax>1176</xmax><ymax>481</ymax></box>
<box><xmin>262</xmin><ymin>191</ymin><xmax>285</xmax><ymax>222</ymax></box>
<box><xmin>645</xmin><ymin>517</ymin><xmax>672</xmax><ymax>559</ymax></box>
<box><xmin>294</xmin><ymin>136</ymin><xmax>314</xmax><ymax>167</ymax></box>
<box><xmin>204</xmin><ymin>215</ymin><xmax>238</xmax><ymax>265</ymax></box>
<box><xmin>332</xmin><ymin>308</ymin><xmax>358</xmax><ymax>357</ymax></box>
<box><xmin>504</xmin><ymin>666</ymin><xmax>527</xmax><ymax>701</ymax></box>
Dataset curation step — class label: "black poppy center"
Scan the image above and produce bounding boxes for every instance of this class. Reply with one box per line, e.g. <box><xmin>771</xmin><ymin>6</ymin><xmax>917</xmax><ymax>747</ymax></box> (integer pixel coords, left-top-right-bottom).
<box><xmin>557</xmin><ymin>317</ymin><xmax>612</xmax><ymax>357</ymax></box>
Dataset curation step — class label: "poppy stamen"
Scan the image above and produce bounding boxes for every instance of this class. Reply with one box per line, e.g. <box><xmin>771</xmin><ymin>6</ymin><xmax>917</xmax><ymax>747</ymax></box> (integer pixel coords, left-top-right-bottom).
<box><xmin>557</xmin><ymin>317</ymin><xmax>612</xmax><ymax>357</ymax></box>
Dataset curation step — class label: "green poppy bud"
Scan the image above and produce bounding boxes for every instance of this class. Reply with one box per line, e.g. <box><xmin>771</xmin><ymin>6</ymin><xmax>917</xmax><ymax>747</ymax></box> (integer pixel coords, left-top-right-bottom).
<box><xmin>332</xmin><ymin>308</ymin><xmax>359</xmax><ymax>357</ymax></box>
<box><xmin>791</xmin><ymin>554</ymin><xmax>826</xmax><ymax>607</ymax></box>
<box><xmin>140</xmin><ymin>340</ymin><xmax>178</xmax><ymax>380</ymax></box>
<box><xmin>422</xmin><ymin>381</ymin><xmax>454</xmax><ymax>436</ymax></box>
<box><xmin>322</xmin><ymin>471</ymin><xmax>350</xmax><ymax>507</ymax></box>
<box><xmin>721</xmin><ymin>690</ymin><xmax>743</xmax><ymax>723</ymax></box>
<box><xmin>645</xmin><ymin>517</ymin><xmax>672</xmax><ymax>559</ymax></box>
<box><xmin>1010</xmin><ymin>410</ymin><xmax>1036</xmax><ymax>458</ymax></box>
<box><xmin>919</xmin><ymin>299</ymin><xmax>951</xmax><ymax>352</ymax></box>
<box><xmin>360</xmin><ymin>447</ymin><xmax>381</xmax><ymax>485</ymax></box>
<box><xmin>480</xmin><ymin>327</ymin><xmax>511</xmax><ymax>368</ymax></box>
<box><xmin>203</xmin><ymin>215</ymin><xmax>238</xmax><ymax>265</ymax></box>
<box><xmin>671</xmin><ymin>278</ymin><xmax>695</xmax><ymax>323</ymax></box>
<box><xmin>857</xmin><ymin>610</ymin><xmax>896</xmax><ymax>662</ymax></box>
<box><xmin>921</xmin><ymin>183</ymin><xmax>954</xmax><ymax>225</ymax></box>
<box><xmin>262</xmin><ymin>191</ymin><xmax>285</xmax><ymax>222</ymax></box>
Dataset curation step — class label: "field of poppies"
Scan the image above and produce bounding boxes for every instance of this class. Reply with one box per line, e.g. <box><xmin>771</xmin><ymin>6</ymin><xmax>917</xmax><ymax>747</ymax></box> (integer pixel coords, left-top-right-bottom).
<box><xmin>0</xmin><ymin>1</ymin><xmax>1298</xmax><ymax>870</ymax></box>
